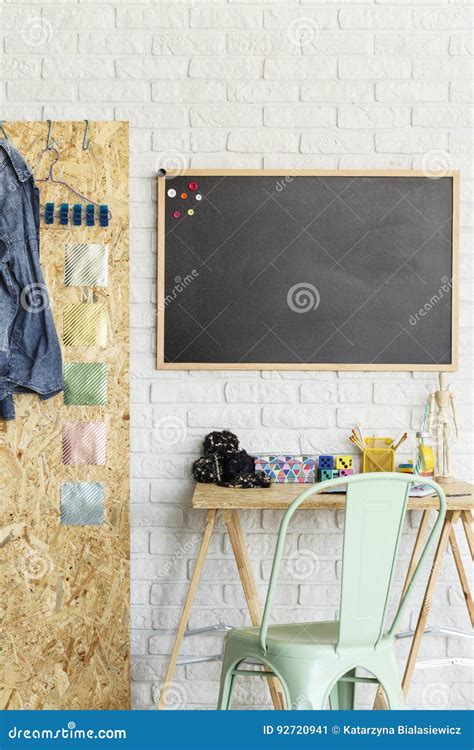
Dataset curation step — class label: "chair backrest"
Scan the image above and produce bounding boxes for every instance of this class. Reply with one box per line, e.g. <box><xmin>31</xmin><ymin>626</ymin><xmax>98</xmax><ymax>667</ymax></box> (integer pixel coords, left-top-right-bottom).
<box><xmin>259</xmin><ymin>472</ymin><xmax>446</xmax><ymax>654</ymax></box>
<box><xmin>337</xmin><ymin>475</ymin><xmax>409</xmax><ymax>650</ymax></box>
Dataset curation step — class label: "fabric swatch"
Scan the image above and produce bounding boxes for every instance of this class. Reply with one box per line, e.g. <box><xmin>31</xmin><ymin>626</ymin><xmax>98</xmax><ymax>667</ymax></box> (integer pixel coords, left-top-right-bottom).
<box><xmin>65</xmin><ymin>243</ymin><xmax>108</xmax><ymax>288</ymax></box>
<box><xmin>62</xmin><ymin>422</ymin><xmax>107</xmax><ymax>465</ymax></box>
<box><xmin>63</xmin><ymin>362</ymin><xmax>107</xmax><ymax>405</ymax></box>
<box><xmin>63</xmin><ymin>303</ymin><xmax>108</xmax><ymax>347</ymax></box>
<box><xmin>60</xmin><ymin>482</ymin><xmax>104</xmax><ymax>525</ymax></box>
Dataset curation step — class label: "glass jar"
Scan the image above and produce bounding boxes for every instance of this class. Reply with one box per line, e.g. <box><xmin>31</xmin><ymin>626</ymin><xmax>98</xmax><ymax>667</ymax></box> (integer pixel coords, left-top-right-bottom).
<box><xmin>415</xmin><ymin>431</ymin><xmax>435</xmax><ymax>478</ymax></box>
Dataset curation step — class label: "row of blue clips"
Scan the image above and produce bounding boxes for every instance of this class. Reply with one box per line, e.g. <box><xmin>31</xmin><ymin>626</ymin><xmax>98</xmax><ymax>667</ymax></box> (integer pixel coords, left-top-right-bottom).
<box><xmin>44</xmin><ymin>203</ymin><xmax>109</xmax><ymax>227</ymax></box>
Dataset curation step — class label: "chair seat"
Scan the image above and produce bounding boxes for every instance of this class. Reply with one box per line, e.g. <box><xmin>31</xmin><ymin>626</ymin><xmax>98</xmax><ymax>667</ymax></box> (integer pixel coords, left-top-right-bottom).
<box><xmin>228</xmin><ymin>620</ymin><xmax>340</xmax><ymax>658</ymax></box>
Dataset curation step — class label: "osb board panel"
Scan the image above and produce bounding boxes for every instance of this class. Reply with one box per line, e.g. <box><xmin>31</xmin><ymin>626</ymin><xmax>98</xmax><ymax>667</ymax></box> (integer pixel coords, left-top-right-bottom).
<box><xmin>0</xmin><ymin>122</ymin><xmax>130</xmax><ymax>710</ymax></box>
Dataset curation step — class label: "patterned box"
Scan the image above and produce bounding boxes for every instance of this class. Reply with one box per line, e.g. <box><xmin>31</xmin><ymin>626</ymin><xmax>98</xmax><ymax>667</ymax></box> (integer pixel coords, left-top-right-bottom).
<box><xmin>318</xmin><ymin>469</ymin><xmax>339</xmax><ymax>481</ymax></box>
<box><xmin>318</xmin><ymin>455</ymin><xmax>334</xmax><ymax>470</ymax></box>
<box><xmin>254</xmin><ymin>455</ymin><xmax>316</xmax><ymax>483</ymax></box>
<box><xmin>335</xmin><ymin>455</ymin><xmax>353</xmax><ymax>470</ymax></box>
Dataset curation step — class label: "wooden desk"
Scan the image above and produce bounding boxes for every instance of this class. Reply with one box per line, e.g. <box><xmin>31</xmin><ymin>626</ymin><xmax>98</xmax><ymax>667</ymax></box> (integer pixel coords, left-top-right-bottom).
<box><xmin>159</xmin><ymin>480</ymin><xmax>473</xmax><ymax>710</ymax></box>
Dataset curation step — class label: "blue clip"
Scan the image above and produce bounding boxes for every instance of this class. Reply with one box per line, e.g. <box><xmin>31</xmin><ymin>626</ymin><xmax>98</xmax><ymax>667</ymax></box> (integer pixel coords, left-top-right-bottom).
<box><xmin>99</xmin><ymin>204</ymin><xmax>109</xmax><ymax>227</ymax></box>
<box><xmin>86</xmin><ymin>204</ymin><xmax>95</xmax><ymax>226</ymax></box>
<box><xmin>59</xmin><ymin>203</ymin><xmax>69</xmax><ymax>225</ymax></box>
<box><xmin>73</xmin><ymin>204</ymin><xmax>82</xmax><ymax>226</ymax></box>
<box><xmin>45</xmin><ymin>202</ymin><xmax>55</xmax><ymax>224</ymax></box>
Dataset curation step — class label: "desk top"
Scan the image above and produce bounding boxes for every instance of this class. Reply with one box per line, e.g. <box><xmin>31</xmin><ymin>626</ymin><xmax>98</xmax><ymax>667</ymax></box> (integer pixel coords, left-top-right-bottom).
<box><xmin>193</xmin><ymin>480</ymin><xmax>473</xmax><ymax>511</ymax></box>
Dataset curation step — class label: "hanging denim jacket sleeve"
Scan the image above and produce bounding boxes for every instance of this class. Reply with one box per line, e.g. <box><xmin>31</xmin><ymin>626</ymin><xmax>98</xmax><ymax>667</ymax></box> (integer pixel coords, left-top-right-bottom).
<box><xmin>0</xmin><ymin>138</ymin><xmax>63</xmax><ymax>420</ymax></box>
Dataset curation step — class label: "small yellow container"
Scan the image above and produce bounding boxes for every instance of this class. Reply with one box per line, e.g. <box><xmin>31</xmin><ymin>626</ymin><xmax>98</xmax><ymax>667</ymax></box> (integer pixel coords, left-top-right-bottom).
<box><xmin>362</xmin><ymin>437</ymin><xmax>395</xmax><ymax>473</ymax></box>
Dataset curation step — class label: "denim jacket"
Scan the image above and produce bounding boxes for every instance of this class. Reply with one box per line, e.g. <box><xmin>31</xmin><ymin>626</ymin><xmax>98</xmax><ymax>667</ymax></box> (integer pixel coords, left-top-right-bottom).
<box><xmin>0</xmin><ymin>138</ymin><xmax>63</xmax><ymax>420</ymax></box>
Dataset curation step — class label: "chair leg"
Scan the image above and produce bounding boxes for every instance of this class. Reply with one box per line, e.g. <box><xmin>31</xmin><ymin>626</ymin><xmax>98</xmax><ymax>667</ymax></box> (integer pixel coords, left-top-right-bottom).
<box><xmin>276</xmin><ymin>663</ymin><xmax>329</xmax><ymax>710</ymax></box>
<box><xmin>380</xmin><ymin>677</ymin><xmax>405</xmax><ymax>710</ymax></box>
<box><xmin>374</xmin><ymin>656</ymin><xmax>406</xmax><ymax>710</ymax></box>
<box><xmin>217</xmin><ymin>663</ymin><xmax>236</xmax><ymax>710</ymax></box>
<box><xmin>329</xmin><ymin>670</ymin><xmax>356</xmax><ymax>709</ymax></box>
<box><xmin>329</xmin><ymin>684</ymin><xmax>340</xmax><ymax>710</ymax></box>
<box><xmin>226</xmin><ymin>673</ymin><xmax>237</xmax><ymax>710</ymax></box>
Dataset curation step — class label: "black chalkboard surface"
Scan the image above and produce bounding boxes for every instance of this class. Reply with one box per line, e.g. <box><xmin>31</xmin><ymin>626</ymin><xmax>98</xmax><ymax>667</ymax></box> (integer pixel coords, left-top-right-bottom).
<box><xmin>157</xmin><ymin>171</ymin><xmax>458</xmax><ymax>370</ymax></box>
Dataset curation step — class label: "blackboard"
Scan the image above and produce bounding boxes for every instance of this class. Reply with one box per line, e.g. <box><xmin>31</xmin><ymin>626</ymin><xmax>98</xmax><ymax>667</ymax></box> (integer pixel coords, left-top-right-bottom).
<box><xmin>157</xmin><ymin>170</ymin><xmax>458</xmax><ymax>370</ymax></box>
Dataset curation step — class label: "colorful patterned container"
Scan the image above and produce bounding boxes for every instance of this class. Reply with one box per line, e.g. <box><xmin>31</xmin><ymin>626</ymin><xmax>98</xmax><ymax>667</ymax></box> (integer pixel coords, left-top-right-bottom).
<box><xmin>254</xmin><ymin>455</ymin><xmax>316</xmax><ymax>483</ymax></box>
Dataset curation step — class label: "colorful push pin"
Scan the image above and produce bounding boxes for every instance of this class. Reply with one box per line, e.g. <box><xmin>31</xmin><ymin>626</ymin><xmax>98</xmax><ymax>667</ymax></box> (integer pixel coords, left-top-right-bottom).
<box><xmin>167</xmin><ymin>188</ymin><xmax>176</xmax><ymax>198</ymax></box>
<box><xmin>99</xmin><ymin>204</ymin><xmax>109</xmax><ymax>227</ymax></box>
<box><xmin>173</xmin><ymin>210</ymin><xmax>181</xmax><ymax>219</ymax></box>
<box><xmin>59</xmin><ymin>203</ymin><xmax>69</xmax><ymax>225</ymax></box>
<box><xmin>195</xmin><ymin>194</ymin><xmax>202</xmax><ymax>201</ymax></box>
<box><xmin>188</xmin><ymin>181</ymin><xmax>198</xmax><ymax>191</ymax></box>
<box><xmin>86</xmin><ymin>204</ymin><xmax>95</xmax><ymax>226</ymax></box>
<box><xmin>73</xmin><ymin>204</ymin><xmax>82</xmax><ymax>226</ymax></box>
<box><xmin>44</xmin><ymin>202</ymin><xmax>55</xmax><ymax>224</ymax></box>
<box><xmin>187</xmin><ymin>209</ymin><xmax>194</xmax><ymax>216</ymax></box>
<box><xmin>180</xmin><ymin>192</ymin><xmax>187</xmax><ymax>199</ymax></box>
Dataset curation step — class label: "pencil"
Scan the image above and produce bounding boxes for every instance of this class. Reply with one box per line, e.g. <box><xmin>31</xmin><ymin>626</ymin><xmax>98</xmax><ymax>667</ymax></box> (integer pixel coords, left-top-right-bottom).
<box><xmin>392</xmin><ymin>433</ymin><xmax>408</xmax><ymax>451</ymax></box>
<box><xmin>350</xmin><ymin>435</ymin><xmax>364</xmax><ymax>451</ymax></box>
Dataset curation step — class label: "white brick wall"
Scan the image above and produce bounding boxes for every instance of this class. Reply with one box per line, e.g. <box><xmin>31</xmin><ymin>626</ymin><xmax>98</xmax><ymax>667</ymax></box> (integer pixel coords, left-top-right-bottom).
<box><xmin>2</xmin><ymin>0</ymin><xmax>472</xmax><ymax>711</ymax></box>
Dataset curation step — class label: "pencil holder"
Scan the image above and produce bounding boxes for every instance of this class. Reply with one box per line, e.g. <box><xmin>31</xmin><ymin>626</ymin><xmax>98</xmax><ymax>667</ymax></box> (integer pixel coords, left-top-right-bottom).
<box><xmin>362</xmin><ymin>437</ymin><xmax>395</xmax><ymax>473</ymax></box>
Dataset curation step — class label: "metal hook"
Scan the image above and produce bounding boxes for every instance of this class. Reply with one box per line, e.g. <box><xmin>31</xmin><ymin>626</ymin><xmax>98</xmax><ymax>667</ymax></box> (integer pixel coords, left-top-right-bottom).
<box><xmin>46</xmin><ymin>120</ymin><xmax>53</xmax><ymax>150</ymax></box>
<box><xmin>0</xmin><ymin>121</ymin><xmax>8</xmax><ymax>140</ymax></box>
<box><xmin>82</xmin><ymin>119</ymin><xmax>91</xmax><ymax>150</ymax></box>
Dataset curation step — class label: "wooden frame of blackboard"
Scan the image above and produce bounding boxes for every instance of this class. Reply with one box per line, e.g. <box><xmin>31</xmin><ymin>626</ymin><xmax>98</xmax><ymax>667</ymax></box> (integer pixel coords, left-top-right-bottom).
<box><xmin>157</xmin><ymin>169</ymin><xmax>459</xmax><ymax>372</ymax></box>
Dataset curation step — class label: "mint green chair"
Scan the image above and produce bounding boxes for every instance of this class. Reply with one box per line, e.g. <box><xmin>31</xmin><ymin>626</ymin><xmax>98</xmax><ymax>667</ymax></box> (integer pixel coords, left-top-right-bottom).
<box><xmin>217</xmin><ymin>472</ymin><xmax>446</xmax><ymax>710</ymax></box>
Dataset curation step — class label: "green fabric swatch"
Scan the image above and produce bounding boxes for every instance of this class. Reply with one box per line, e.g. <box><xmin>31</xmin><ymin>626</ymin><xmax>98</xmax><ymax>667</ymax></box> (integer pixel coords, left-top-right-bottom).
<box><xmin>64</xmin><ymin>362</ymin><xmax>108</xmax><ymax>406</ymax></box>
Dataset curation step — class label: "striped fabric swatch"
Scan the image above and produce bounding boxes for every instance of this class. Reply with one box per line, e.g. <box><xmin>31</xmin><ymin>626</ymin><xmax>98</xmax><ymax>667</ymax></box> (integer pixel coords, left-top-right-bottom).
<box><xmin>60</xmin><ymin>482</ymin><xmax>104</xmax><ymax>525</ymax></box>
<box><xmin>64</xmin><ymin>362</ymin><xmax>108</xmax><ymax>405</ymax></box>
<box><xmin>62</xmin><ymin>422</ymin><xmax>107</xmax><ymax>465</ymax></box>
<box><xmin>63</xmin><ymin>303</ymin><xmax>108</xmax><ymax>347</ymax></box>
<box><xmin>65</xmin><ymin>243</ymin><xmax>108</xmax><ymax>287</ymax></box>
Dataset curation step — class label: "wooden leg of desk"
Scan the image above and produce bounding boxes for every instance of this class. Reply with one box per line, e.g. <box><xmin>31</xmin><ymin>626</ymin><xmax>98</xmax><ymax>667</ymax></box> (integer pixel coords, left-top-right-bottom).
<box><xmin>401</xmin><ymin>511</ymin><xmax>458</xmax><ymax>698</ymax></box>
<box><xmin>461</xmin><ymin>510</ymin><xmax>474</xmax><ymax>560</ymax></box>
<box><xmin>224</xmin><ymin>510</ymin><xmax>285</xmax><ymax>710</ymax></box>
<box><xmin>374</xmin><ymin>509</ymin><xmax>431</xmax><ymax>710</ymax></box>
<box><xmin>449</xmin><ymin>520</ymin><xmax>474</xmax><ymax>626</ymax></box>
<box><xmin>158</xmin><ymin>509</ymin><xmax>217</xmax><ymax>709</ymax></box>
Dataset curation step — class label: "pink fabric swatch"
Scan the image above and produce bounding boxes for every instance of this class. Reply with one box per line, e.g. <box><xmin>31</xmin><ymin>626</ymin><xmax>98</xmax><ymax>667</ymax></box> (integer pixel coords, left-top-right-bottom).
<box><xmin>62</xmin><ymin>422</ymin><xmax>107</xmax><ymax>466</ymax></box>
